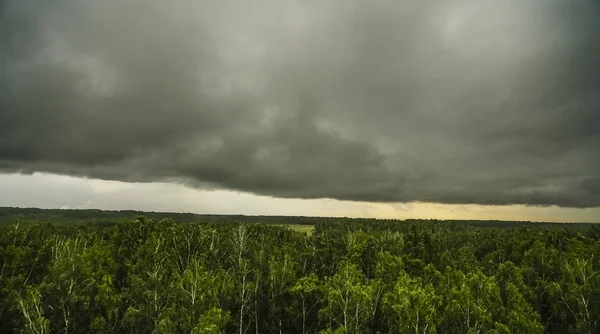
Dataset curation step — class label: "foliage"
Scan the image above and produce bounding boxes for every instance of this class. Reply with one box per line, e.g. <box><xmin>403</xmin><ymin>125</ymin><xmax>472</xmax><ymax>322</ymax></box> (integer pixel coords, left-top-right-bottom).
<box><xmin>0</xmin><ymin>212</ymin><xmax>599</xmax><ymax>333</ymax></box>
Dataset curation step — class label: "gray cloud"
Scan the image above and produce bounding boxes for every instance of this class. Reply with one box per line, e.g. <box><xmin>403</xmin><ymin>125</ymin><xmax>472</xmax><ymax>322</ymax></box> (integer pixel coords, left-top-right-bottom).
<box><xmin>1</xmin><ymin>0</ymin><xmax>599</xmax><ymax>207</ymax></box>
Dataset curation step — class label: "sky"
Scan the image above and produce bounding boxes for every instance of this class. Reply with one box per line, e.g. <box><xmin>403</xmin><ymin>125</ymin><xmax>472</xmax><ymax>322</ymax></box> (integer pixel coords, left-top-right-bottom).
<box><xmin>1</xmin><ymin>0</ymin><xmax>599</xmax><ymax>222</ymax></box>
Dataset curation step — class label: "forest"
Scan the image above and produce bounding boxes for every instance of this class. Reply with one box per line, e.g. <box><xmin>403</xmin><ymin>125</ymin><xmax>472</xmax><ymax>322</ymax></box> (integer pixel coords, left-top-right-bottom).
<box><xmin>0</xmin><ymin>211</ymin><xmax>599</xmax><ymax>333</ymax></box>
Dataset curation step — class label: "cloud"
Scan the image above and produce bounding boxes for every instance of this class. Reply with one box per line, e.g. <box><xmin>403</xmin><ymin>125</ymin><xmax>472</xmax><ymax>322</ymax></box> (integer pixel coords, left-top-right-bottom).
<box><xmin>1</xmin><ymin>0</ymin><xmax>599</xmax><ymax>207</ymax></box>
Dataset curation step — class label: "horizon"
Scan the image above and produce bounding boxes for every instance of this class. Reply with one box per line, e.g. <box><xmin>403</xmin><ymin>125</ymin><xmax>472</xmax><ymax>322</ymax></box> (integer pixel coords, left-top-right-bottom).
<box><xmin>3</xmin><ymin>205</ymin><xmax>599</xmax><ymax>224</ymax></box>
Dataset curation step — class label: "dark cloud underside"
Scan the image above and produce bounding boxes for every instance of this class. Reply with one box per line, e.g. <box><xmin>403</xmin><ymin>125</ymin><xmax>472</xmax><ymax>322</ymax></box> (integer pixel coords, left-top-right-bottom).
<box><xmin>1</xmin><ymin>0</ymin><xmax>599</xmax><ymax>207</ymax></box>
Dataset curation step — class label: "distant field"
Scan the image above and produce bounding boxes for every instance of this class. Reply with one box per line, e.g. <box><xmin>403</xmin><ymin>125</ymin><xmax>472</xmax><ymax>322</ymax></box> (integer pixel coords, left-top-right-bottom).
<box><xmin>277</xmin><ymin>223</ymin><xmax>315</xmax><ymax>233</ymax></box>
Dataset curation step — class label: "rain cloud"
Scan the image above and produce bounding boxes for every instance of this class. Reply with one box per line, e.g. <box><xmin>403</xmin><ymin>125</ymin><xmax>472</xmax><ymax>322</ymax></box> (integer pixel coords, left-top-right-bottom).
<box><xmin>1</xmin><ymin>0</ymin><xmax>600</xmax><ymax>207</ymax></box>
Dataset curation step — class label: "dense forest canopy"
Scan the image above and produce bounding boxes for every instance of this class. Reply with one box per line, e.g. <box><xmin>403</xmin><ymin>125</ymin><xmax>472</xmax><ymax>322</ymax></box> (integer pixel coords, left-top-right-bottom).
<box><xmin>0</xmin><ymin>209</ymin><xmax>599</xmax><ymax>333</ymax></box>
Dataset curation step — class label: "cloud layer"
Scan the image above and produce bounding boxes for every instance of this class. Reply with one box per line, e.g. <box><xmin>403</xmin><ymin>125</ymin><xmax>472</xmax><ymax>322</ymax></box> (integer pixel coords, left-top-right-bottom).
<box><xmin>1</xmin><ymin>0</ymin><xmax>599</xmax><ymax>207</ymax></box>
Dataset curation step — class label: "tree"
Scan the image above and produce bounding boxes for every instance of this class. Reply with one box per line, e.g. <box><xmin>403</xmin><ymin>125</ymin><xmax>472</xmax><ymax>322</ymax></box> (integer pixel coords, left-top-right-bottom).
<box><xmin>496</xmin><ymin>262</ymin><xmax>543</xmax><ymax>333</ymax></box>
<box><xmin>290</xmin><ymin>274</ymin><xmax>321</xmax><ymax>334</ymax></box>
<box><xmin>267</xmin><ymin>253</ymin><xmax>296</xmax><ymax>333</ymax></box>
<box><xmin>176</xmin><ymin>258</ymin><xmax>224</xmax><ymax>332</ymax></box>
<box><xmin>442</xmin><ymin>270</ymin><xmax>502</xmax><ymax>333</ymax></box>
<box><xmin>382</xmin><ymin>273</ymin><xmax>441</xmax><ymax>333</ymax></box>
<box><xmin>320</xmin><ymin>261</ymin><xmax>375</xmax><ymax>333</ymax></box>
<box><xmin>18</xmin><ymin>286</ymin><xmax>50</xmax><ymax>334</ymax></box>
<box><xmin>550</xmin><ymin>254</ymin><xmax>600</xmax><ymax>333</ymax></box>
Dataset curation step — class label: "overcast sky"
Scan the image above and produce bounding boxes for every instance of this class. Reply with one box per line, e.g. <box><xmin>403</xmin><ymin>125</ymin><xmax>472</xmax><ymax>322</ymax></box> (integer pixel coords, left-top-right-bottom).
<box><xmin>1</xmin><ymin>0</ymin><xmax>599</xmax><ymax>222</ymax></box>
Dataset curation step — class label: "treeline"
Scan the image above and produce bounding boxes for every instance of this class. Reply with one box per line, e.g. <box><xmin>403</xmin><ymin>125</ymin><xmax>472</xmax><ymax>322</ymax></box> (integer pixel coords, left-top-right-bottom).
<box><xmin>0</xmin><ymin>219</ymin><xmax>599</xmax><ymax>333</ymax></box>
<box><xmin>2</xmin><ymin>207</ymin><xmax>595</xmax><ymax>229</ymax></box>
<box><xmin>0</xmin><ymin>207</ymin><xmax>326</xmax><ymax>227</ymax></box>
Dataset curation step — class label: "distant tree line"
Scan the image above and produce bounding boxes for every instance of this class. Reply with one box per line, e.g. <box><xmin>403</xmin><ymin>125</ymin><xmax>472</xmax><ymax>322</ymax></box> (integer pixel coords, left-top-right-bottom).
<box><xmin>0</xmin><ymin>207</ymin><xmax>328</xmax><ymax>227</ymax></box>
<box><xmin>0</xmin><ymin>218</ymin><xmax>599</xmax><ymax>333</ymax></box>
<box><xmin>2</xmin><ymin>206</ymin><xmax>595</xmax><ymax>229</ymax></box>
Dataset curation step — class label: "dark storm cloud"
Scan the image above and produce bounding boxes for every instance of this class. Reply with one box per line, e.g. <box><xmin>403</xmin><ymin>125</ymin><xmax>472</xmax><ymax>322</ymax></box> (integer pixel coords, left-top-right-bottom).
<box><xmin>1</xmin><ymin>0</ymin><xmax>599</xmax><ymax>207</ymax></box>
